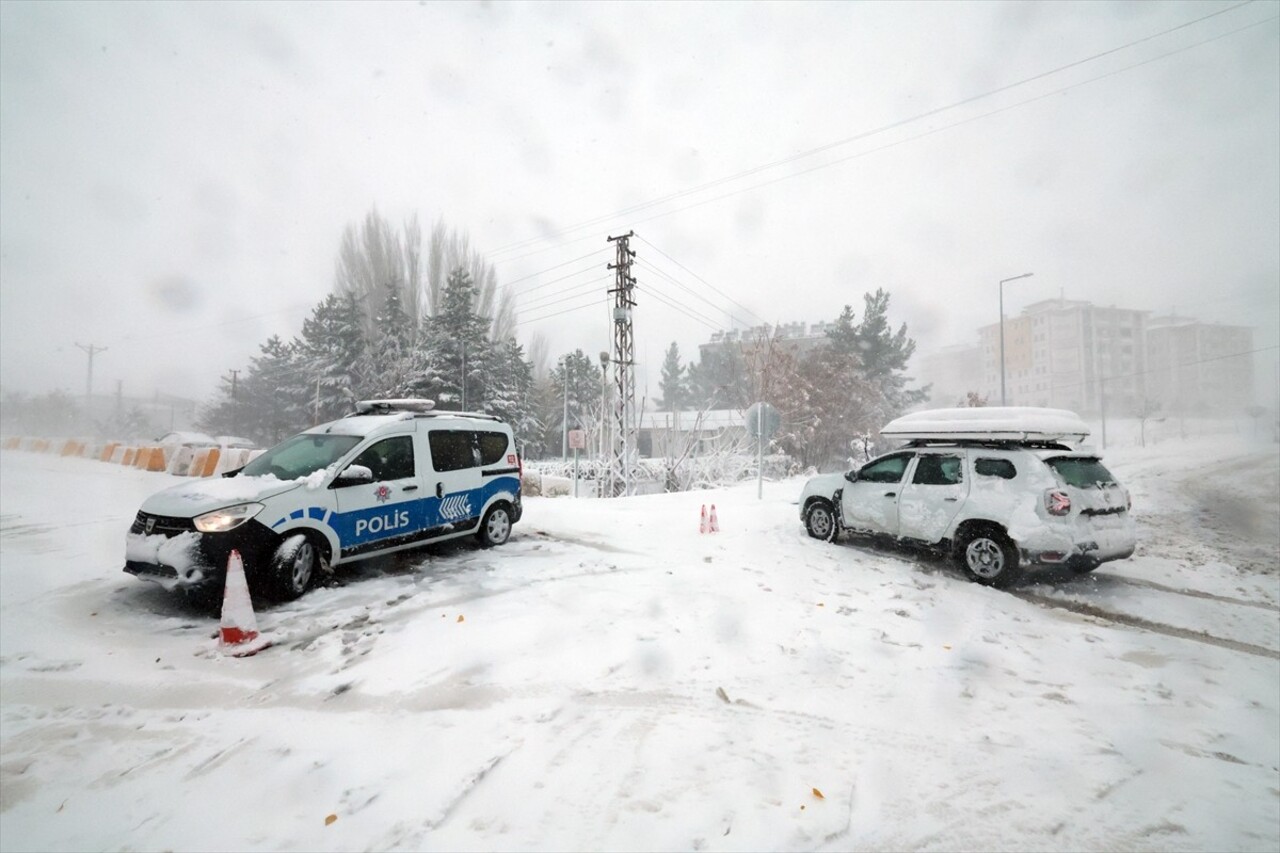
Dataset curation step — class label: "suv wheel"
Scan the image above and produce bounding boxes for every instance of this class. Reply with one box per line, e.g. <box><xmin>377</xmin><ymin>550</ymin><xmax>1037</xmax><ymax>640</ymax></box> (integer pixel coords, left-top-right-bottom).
<box><xmin>804</xmin><ymin>501</ymin><xmax>838</xmax><ymax>542</ymax></box>
<box><xmin>958</xmin><ymin>528</ymin><xmax>1021</xmax><ymax>587</ymax></box>
<box><xmin>477</xmin><ymin>505</ymin><xmax>512</xmax><ymax>548</ymax></box>
<box><xmin>267</xmin><ymin>534</ymin><xmax>317</xmax><ymax>601</ymax></box>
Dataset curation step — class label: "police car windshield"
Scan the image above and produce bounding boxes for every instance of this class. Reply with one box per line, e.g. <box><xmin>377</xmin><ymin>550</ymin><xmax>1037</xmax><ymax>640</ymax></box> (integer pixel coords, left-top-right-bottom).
<box><xmin>240</xmin><ymin>434</ymin><xmax>363</xmax><ymax>480</ymax></box>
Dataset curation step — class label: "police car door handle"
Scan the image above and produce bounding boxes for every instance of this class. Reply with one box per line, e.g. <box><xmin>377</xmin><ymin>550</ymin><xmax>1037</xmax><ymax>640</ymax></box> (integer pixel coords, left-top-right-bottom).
<box><xmin>435</xmin><ymin>482</ymin><xmax>444</xmax><ymax>499</ymax></box>
<box><xmin>402</xmin><ymin>485</ymin><xmax>419</xmax><ymax>492</ymax></box>
<box><xmin>884</xmin><ymin>492</ymin><xmax>896</xmax><ymax>498</ymax></box>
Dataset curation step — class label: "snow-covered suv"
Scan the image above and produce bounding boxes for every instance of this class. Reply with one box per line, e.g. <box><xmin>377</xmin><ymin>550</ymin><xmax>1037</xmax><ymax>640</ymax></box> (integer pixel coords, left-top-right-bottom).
<box><xmin>125</xmin><ymin>399</ymin><xmax>523</xmax><ymax>601</ymax></box>
<box><xmin>799</xmin><ymin>407</ymin><xmax>1135</xmax><ymax>587</ymax></box>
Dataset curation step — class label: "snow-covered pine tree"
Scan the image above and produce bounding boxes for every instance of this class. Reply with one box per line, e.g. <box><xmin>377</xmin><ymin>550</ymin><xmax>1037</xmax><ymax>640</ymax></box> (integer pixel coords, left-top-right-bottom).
<box><xmin>541</xmin><ymin>349</ymin><xmax>606</xmax><ymax>457</ymax></box>
<box><xmin>484</xmin><ymin>338</ymin><xmax>539</xmax><ymax>445</ymax></box>
<box><xmin>366</xmin><ymin>282</ymin><xmax>417</xmax><ymax>397</ymax></box>
<box><xmin>424</xmin><ymin>267</ymin><xmax>490</xmax><ymax>410</ymax></box>
<box><xmin>240</xmin><ymin>335</ymin><xmax>308</xmax><ymax>444</ymax></box>
<box><xmin>852</xmin><ymin>288</ymin><xmax>930</xmax><ymax>417</ymax></box>
<box><xmin>298</xmin><ymin>292</ymin><xmax>369</xmax><ymax>423</ymax></box>
<box><xmin>657</xmin><ymin>342</ymin><xmax>688</xmax><ymax>411</ymax></box>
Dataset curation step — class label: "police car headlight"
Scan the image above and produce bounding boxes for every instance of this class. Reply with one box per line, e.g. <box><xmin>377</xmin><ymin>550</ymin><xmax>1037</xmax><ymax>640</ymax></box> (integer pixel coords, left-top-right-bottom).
<box><xmin>194</xmin><ymin>503</ymin><xmax>264</xmax><ymax>533</ymax></box>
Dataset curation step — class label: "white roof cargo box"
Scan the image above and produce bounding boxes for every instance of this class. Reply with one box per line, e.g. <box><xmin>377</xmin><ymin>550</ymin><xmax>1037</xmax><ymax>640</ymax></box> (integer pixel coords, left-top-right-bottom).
<box><xmin>880</xmin><ymin>407</ymin><xmax>1090</xmax><ymax>444</ymax></box>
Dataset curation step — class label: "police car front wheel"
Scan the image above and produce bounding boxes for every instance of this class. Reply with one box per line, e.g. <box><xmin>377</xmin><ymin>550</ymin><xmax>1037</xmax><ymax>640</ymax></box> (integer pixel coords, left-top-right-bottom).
<box><xmin>477</xmin><ymin>505</ymin><xmax>512</xmax><ymax>548</ymax></box>
<box><xmin>267</xmin><ymin>534</ymin><xmax>318</xmax><ymax>601</ymax></box>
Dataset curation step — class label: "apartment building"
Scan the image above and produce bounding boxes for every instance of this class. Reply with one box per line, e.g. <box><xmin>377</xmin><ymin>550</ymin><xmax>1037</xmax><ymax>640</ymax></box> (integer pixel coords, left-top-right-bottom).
<box><xmin>977</xmin><ymin>299</ymin><xmax>1149</xmax><ymax>415</ymax></box>
<box><xmin>699</xmin><ymin>321</ymin><xmax>831</xmax><ymax>362</ymax></box>
<box><xmin>1145</xmin><ymin>315</ymin><xmax>1254</xmax><ymax>414</ymax></box>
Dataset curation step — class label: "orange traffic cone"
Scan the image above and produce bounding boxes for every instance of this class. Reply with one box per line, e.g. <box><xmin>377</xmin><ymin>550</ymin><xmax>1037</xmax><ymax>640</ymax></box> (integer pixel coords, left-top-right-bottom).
<box><xmin>699</xmin><ymin>504</ymin><xmax>708</xmax><ymax>534</ymax></box>
<box><xmin>218</xmin><ymin>550</ymin><xmax>270</xmax><ymax>657</ymax></box>
<box><xmin>709</xmin><ymin>504</ymin><xmax>719</xmax><ymax>533</ymax></box>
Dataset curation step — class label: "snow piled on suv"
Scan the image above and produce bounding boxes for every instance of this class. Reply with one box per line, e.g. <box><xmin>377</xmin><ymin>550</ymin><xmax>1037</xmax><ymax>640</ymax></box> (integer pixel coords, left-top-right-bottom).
<box><xmin>800</xmin><ymin>407</ymin><xmax>1135</xmax><ymax>587</ymax></box>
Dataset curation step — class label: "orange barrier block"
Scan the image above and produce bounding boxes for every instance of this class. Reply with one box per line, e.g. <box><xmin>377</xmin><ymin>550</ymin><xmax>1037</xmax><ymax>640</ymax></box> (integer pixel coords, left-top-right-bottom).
<box><xmin>202</xmin><ymin>447</ymin><xmax>221</xmax><ymax>478</ymax></box>
<box><xmin>2</xmin><ymin>437</ymin><xmax>20</xmax><ymax>450</ymax></box>
<box><xmin>146</xmin><ymin>446</ymin><xmax>168</xmax><ymax>472</ymax></box>
<box><xmin>121</xmin><ymin>447</ymin><xmax>137</xmax><ymax>466</ymax></box>
<box><xmin>60</xmin><ymin>440</ymin><xmax>84</xmax><ymax>457</ymax></box>
<box><xmin>100</xmin><ymin>442</ymin><xmax>119</xmax><ymax>462</ymax></box>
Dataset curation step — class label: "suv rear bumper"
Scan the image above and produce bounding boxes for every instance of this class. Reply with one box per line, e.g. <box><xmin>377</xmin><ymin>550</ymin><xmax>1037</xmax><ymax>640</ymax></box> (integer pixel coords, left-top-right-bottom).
<box><xmin>1023</xmin><ymin>525</ymin><xmax>1136</xmax><ymax>569</ymax></box>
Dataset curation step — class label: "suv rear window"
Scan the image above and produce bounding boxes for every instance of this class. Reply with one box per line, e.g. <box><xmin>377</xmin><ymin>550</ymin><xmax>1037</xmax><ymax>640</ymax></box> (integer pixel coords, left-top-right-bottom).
<box><xmin>975</xmin><ymin>458</ymin><xmax>1016</xmax><ymax>479</ymax></box>
<box><xmin>1045</xmin><ymin>456</ymin><xmax>1117</xmax><ymax>488</ymax></box>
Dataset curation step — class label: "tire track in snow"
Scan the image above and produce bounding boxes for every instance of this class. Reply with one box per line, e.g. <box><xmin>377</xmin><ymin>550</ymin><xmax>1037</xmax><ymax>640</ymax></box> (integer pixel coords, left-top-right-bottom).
<box><xmin>1011</xmin><ymin>589</ymin><xmax>1280</xmax><ymax>660</ymax></box>
<box><xmin>1096</xmin><ymin>574</ymin><xmax>1279</xmax><ymax>612</ymax></box>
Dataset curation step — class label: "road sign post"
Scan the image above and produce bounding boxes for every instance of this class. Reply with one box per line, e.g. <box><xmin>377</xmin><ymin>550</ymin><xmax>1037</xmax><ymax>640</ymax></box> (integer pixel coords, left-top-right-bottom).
<box><xmin>568</xmin><ymin>429</ymin><xmax>586</xmax><ymax>497</ymax></box>
<box><xmin>745</xmin><ymin>402</ymin><xmax>780</xmax><ymax>500</ymax></box>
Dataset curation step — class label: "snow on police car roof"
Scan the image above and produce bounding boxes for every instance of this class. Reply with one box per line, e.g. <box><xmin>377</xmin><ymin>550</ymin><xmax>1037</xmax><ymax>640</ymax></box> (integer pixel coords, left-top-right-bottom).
<box><xmin>880</xmin><ymin>406</ymin><xmax>1091</xmax><ymax>443</ymax></box>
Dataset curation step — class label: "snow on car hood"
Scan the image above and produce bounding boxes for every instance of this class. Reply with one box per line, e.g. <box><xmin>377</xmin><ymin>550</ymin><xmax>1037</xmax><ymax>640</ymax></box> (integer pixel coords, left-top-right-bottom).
<box><xmin>139</xmin><ymin>474</ymin><xmax>304</xmax><ymax>517</ymax></box>
<box><xmin>800</xmin><ymin>471</ymin><xmax>847</xmax><ymax>502</ymax></box>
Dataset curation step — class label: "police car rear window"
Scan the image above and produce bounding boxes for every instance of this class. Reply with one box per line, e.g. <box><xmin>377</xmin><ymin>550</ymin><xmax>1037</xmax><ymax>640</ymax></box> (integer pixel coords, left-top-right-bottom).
<box><xmin>429</xmin><ymin>430</ymin><xmax>476</xmax><ymax>472</ymax></box>
<box><xmin>478</xmin><ymin>432</ymin><xmax>509</xmax><ymax>466</ymax></box>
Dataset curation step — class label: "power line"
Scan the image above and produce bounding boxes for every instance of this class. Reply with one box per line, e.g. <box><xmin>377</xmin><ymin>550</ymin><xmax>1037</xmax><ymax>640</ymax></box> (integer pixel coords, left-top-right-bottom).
<box><xmin>636</xmin><ymin>237</ymin><xmax>767</xmax><ymax>326</ymax></box>
<box><xmin>618</xmin><ymin>14</ymin><xmax>1280</xmax><ymax>234</ymax></box>
<box><xmin>514</xmin><ymin>294</ymin><xmax>608</xmax><ymax>328</ymax></box>
<box><xmin>495</xmin><ymin>246</ymin><xmax>611</xmax><ymax>281</ymax></box>
<box><xmin>634</xmin><ymin>259</ymin><xmax>755</xmax><ymax>330</ymax></box>
<box><xmin>486</xmin><ymin>1</ymin><xmax>1266</xmax><ymax>260</ymax></box>
<box><xmin>520</xmin><ymin>275</ymin><xmax>614</xmax><ymax>312</ymax></box>
<box><xmin>634</xmin><ymin>283</ymin><xmax>723</xmax><ymax>332</ymax></box>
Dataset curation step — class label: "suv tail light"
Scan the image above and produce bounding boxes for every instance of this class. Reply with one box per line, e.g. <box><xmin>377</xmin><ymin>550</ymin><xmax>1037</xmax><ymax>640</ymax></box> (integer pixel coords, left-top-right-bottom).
<box><xmin>1045</xmin><ymin>489</ymin><xmax>1072</xmax><ymax>516</ymax></box>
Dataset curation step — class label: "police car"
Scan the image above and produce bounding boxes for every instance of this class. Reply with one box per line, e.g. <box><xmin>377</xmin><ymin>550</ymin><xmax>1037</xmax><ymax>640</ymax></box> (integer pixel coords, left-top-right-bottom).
<box><xmin>124</xmin><ymin>399</ymin><xmax>523</xmax><ymax>601</ymax></box>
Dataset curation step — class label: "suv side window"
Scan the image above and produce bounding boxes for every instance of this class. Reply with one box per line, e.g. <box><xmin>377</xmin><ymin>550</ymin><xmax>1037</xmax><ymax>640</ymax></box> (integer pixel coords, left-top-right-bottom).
<box><xmin>975</xmin><ymin>457</ymin><xmax>1017</xmax><ymax>480</ymax></box>
<box><xmin>858</xmin><ymin>453</ymin><xmax>913</xmax><ymax>483</ymax></box>
<box><xmin>352</xmin><ymin>436</ymin><xmax>415</xmax><ymax>481</ymax></box>
<box><xmin>428</xmin><ymin>430</ymin><xmax>478</xmax><ymax>472</ymax></box>
<box><xmin>477</xmin><ymin>431</ymin><xmax>509</xmax><ymax>466</ymax></box>
<box><xmin>913</xmin><ymin>454</ymin><xmax>963</xmax><ymax>485</ymax></box>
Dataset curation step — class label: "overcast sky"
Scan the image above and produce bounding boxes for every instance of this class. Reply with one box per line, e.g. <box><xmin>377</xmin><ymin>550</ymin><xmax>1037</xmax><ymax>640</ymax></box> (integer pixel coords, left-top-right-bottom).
<box><xmin>2</xmin><ymin>0</ymin><xmax>1277</xmax><ymax>408</ymax></box>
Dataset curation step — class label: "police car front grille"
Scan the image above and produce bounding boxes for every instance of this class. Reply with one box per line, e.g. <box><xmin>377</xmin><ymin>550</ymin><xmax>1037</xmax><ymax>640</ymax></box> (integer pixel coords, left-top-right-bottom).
<box><xmin>131</xmin><ymin>512</ymin><xmax>197</xmax><ymax>536</ymax></box>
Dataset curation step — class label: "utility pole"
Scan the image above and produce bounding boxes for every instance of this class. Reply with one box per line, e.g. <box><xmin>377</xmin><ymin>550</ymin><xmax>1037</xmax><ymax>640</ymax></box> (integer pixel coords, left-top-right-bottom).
<box><xmin>607</xmin><ymin>231</ymin><xmax>637</xmax><ymax>497</ymax></box>
<box><xmin>75</xmin><ymin>342</ymin><xmax>107</xmax><ymax>422</ymax></box>
<box><xmin>228</xmin><ymin>369</ymin><xmax>240</xmax><ymax>437</ymax></box>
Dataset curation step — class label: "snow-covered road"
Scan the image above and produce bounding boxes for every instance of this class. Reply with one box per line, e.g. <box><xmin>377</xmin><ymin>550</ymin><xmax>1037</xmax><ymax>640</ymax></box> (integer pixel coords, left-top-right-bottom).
<box><xmin>1</xmin><ymin>438</ymin><xmax>1277</xmax><ymax>851</ymax></box>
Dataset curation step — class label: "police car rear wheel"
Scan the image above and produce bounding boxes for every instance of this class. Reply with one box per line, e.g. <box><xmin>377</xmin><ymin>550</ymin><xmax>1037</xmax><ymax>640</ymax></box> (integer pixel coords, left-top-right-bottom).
<box><xmin>268</xmin><ymin>535</ymin><xmax>317</xmax><ymax>601</ymax></box>
<box><xmin>477</xmin><ymin>505</ymin><xmax>511</xmax><ymax>548</ymax></box>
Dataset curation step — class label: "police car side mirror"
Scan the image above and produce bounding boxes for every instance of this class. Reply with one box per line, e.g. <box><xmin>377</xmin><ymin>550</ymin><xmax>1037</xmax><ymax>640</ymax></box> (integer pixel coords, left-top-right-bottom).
<box><xmin>844</xmin><ymin>469</ymin><xmax>859</xmax><ymax>483</ymax></box>
<box><xmin>333</xmin><ymin>464</ymin><xmax>374</xmax><ymax>488</ymax></box>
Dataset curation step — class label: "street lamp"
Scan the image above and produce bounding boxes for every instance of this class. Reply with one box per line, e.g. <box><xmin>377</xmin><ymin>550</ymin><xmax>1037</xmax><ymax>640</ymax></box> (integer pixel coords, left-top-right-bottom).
<box><xmin>999</xmin><ymin>272</ymin><xmax>1034</xmax><ymax>406</ymax></box>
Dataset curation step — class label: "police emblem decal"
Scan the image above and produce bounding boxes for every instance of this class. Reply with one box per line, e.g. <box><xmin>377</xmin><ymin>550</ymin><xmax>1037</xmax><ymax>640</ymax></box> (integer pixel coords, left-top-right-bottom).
<box><xmin>375</xmin><ymin>484</ymin><xmax>392</xmax><ymax>503</ymax></box>
<box><xmin>145</xmin><ymin>517</ymin><xmax>156</xmax><ymax>534</ymax></box>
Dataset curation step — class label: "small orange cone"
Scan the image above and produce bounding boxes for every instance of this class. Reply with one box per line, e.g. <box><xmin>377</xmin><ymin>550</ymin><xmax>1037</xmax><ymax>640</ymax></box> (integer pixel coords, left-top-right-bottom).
<box><xmin>709</xmin><ymin>504</ymin><xmax>719</xmax><ymax>533</ymax></box>
<box><xmin>218</xmin><ymin>550</ymin><xmax>270</xmax><ymax>657</ymax></box>
<box><xmin>699</xmin><ymin>504</ymin><xmax>708</xmax><ymax>534</ymax></box>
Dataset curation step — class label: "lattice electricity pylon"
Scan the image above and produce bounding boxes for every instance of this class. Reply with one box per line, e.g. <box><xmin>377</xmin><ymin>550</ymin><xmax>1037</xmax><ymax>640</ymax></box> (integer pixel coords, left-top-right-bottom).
<box><xmin>607</xmin><ymin>231</ymin><xmax>636</xmax><ymax>497</ymax></box>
